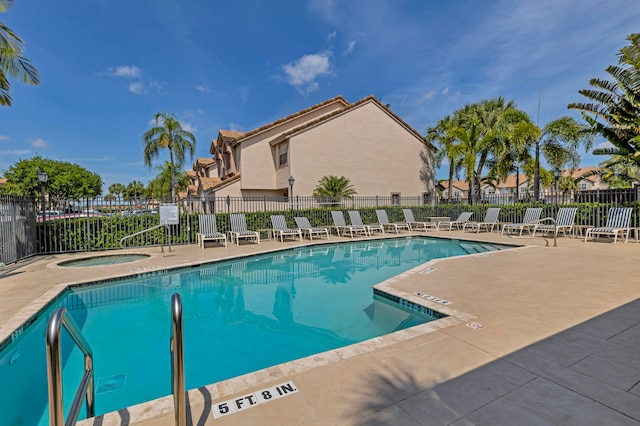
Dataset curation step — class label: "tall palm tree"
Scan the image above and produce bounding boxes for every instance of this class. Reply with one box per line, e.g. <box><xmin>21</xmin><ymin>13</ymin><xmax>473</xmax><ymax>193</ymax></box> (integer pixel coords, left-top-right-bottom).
<box><xmin>426</xmin><ymin>115</ymin><xmax>460</xmax><ymax>200</ymax></box>
<box><xmin>0</xmin><ymin>0</ymin><xmax>39</xmax><ymax>106</ymax></box>
<box><xmin>313</xmin><ymin>176</ymin><xmax>357</xmax><ymax>198</ymax></box>
<box><xmin>569</xmin><ymin>33</ymin><xmax>640</xmax><ymax>182</ymax></box>
<box><xmin>142</xmin><ymin>112</ymin><xmax>196</xmax><ymax>200</ymax></box>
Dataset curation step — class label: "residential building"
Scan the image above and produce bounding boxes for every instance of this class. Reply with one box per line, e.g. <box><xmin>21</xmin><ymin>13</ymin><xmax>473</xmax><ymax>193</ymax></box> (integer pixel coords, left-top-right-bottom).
<box><xmin>191</xmin><ymin>95</ymin><xmax>436</xmax><ymax>202</ymax></box>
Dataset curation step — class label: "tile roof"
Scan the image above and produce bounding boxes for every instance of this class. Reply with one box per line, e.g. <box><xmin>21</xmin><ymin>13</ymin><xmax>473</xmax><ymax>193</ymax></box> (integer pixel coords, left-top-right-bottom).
<box><xmin>490</xmin><ymin>173</ymin><xmax>529</xmax><ymax>188</ymax></box>
<box><xmin>226</xmin><ymin>95</ymin><xmax>349</xmax><ymax>145</ymax></box>
<box><xmin>563</xmin><ymin>166</ymin><xmax>599</xmax><ymax>182</ymax></box>
<box><xmin>272</xmin><ymin>95</ymin><xmax>435</xmax><ymax>150</ymax></box>
<box><xmin>200</xmin><ymin>177</ymin><xmax>222</xmax><ymax>191</ymax></box>
<box><xmin>0</xmin><ymin>178</ymin><xmax>6</xmax><ymax>185</ymax></box>
<box><xmin>219</xmin><ymin>130</ymin><xmax>246</xmax><ymax>140</ymax></box>
<box><xmin>194</xmin><ymin>157</ymin><xmax>214</xmax><ymax>167</ymax></box>
<box><xmin>440</xmin><ymin>180</ymin><xmax>469</xmax><ymax>191</ymax></box>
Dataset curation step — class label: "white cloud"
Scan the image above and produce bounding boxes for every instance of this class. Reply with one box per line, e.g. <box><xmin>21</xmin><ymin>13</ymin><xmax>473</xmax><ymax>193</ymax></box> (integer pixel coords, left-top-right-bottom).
<box><xmin>344</xmin><ymin>40</ymin><xmax>356</xmax><ymax>55</ymax></box>
<box><xmin>105</xmin><ymin>65</ymin><xmax>141</xmax><ymax>78</ymax></box>
<box><xmin>282</xmin><ymin>51</ymin><xmax>333</xmax><ymax>93</ymax></box>
<box><xmin>229</xmin><ymin>122</ymin><xmax>244</xmax><ymax>132</ymax></box>
<box><xmin>149</xmin><ymin>80</ymin><xmax>167</xmax><ymax>95</ymax></box>
<box><xmin>0</xmin><ymin>149</ymin><xmax>31</xmax><ymax>156</ymax></box>
<box><xmin>31</xmin><ymin>138</ymin><xmax>48</xmax><ymax>148</ymax></box>
<box><xmin>441</xmin><ymin>87</ymin><xmax>450</xmax><ymax>95</ymax></box>
<box><xmin>0</xmin><ymin>135</ymin><xmax>10</xmax><ymax>141</ymax></box>
<box><xmin>182</xmin><ymin>122</ymin><xmax>197</xmax><ymax>133</ymax></box>
<box><xmin>422</xmin><ymin>91</ymin><xmax>435</xmax><ymax>101</ymax></box>
<box><xmin>327</xmin><ymin>31</ymin><xmax>337</xmax><ymax>41</ymax></box>
<box><xmin>195</xmin><ymin>84</ymin><xmax>210</xmax><ymax>93</ymax></box>
<box><xmin>595</xmin><ymin>141</ymin><xmax>615</xmax><ymax>150</ymax></box>
<box><xmin>129</xmin><ymin>82</ymin><xmax>145</xmax><ymax>95</ymax></box>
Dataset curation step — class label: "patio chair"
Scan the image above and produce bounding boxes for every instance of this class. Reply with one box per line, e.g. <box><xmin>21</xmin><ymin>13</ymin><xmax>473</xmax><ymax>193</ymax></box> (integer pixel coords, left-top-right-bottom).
<box><xmin>229</xmin><ymin>213</ymin><xmax>260</xmax><ymax>245</ymax></box>
<box><xmin>197</xmin><ymin>214</ymin><xmax>227</xmax><ymax>248</ymax></box>
<box><xmin>437</xmin><ymin>211</ymin><xmax>474</xmax><ymax>231</ymax></box>
<box><xmin>376</xmin><ymin>209</ymin><xmax>411</xmax><ymax>233</ymax></box>
<box><xmin>331</xmin><ymin>211</ymin><xmax>369</xmax><ymax>238</ymax></box>
<box><xmin>270</xmin><ymin>215</ymin><xmax>302</xmax><ymax>242</ymax></box>
<box><xmin>294</xmin><ymin>216</ymin><xmax>330</xmax><ymax>240</ymax></box>
<box><xmin>501</xmin><ymin>208</ymin><xmax>542</xmax><ymax>236</ymax></box>
<box><xmin>348</xmin><ymin>210</ymin><xmax>384</xmax><ymax>235</ymax></box>
<box><xmin>584</xmin><ymin>207</ymin><xmax>633</xmax><ymax>243</ymax></box>
<box><xmin>463</xmin><ymin>208</ymin><xmax>500</xmax><ymax>233</ymax></box>
<box><xmin>401</xmin><ymin>209</ymin><xmax>436</xmax><ymax>232</ymax></box>
<box><xmin>533</xmin><ymin>207</ymin><xmax>577</xmax><ymax>238</ymax></box>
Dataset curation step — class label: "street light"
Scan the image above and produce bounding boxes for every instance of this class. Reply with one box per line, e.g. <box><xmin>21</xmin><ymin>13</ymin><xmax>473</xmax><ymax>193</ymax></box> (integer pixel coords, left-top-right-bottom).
<box><xmin>288</xmin><ymin>176</ymin><xmax>295</xmax><ymax>199</ymax></box>
<box><xmin>37</xmin><ymin>170</ymin><xmax>48</xmax><ymax>253</ymax></box>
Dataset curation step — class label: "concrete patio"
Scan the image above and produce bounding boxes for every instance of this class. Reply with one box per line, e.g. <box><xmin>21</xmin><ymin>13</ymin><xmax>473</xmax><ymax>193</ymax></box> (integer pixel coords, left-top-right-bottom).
<box><xmin>1</xmin><ymin>230</ymin><xmax>639</xmax><ymax>425</ymax></box>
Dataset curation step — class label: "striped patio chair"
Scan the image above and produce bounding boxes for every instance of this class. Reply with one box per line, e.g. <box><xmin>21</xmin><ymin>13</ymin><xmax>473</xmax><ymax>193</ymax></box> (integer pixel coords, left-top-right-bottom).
<box><xmin>401</xmin><ymin>209</ymin><xmax>436</xmax><ymax>232</ymax></box>
<box><xmin>348</xmin><ymin>210</ymin><xmax>384</xmax><ymax>235</ymax></box>
<box><xmin>376</xmin><ymin>209</ymin><xmax>411</xmax><ymax>233</ymax></box>
<box><xmin>197</xmin><ymin>214</ymin><xmax>227</xmax><ymax>248</ymax></box>
<box><xmin>533</xmin><ymin>207</ymin><xmax>577</xmax><ymax>238</ymax></box>
<box><xmin>501</xmin><ymin>208</ymin><xmax>542</xmax><ymax>236</ymax></box>
<box><xmin>270</xmin><ymin>215</ymin><xmax>302</xmax><ymax>242</ymax></box>
<box><xmin>584</xmin><ymin>207</ymin><xmax>633</xmax><ymax>243</ymax></box>
<box><xmin>229</xmin><ymin>213</ymin><xmax>260</xmax><ymax>245</ymax></box>
<box><xmin>463</xmin><ymin>208</ymin><xmax>500</xmax><ymax>233</ymax></box>
<box><xmin>437</xmin><ymin>211</ymin><xmax>474</xmax><ymax>231</ymax></box>
<box><xmin>330</xmin><ymin>211</ymin><xmax>368</xmax><ymax>238</ymax></box>
<box><xmin>294</xmin><ymin>216</ymin><xmax>330</xmax><ymax>240</ymax></box>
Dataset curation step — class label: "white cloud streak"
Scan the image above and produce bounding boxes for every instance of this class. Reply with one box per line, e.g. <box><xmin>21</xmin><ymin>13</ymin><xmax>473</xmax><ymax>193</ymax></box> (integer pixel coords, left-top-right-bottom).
<box><xmin>31</xmin><ymin>138</ymin><xmax>48</xmax><ymax>148</ymax></box>
<box><xmin>105</xmin><ymin>65</ymin><xmax>141</xmax><ymax>78</ymax></box>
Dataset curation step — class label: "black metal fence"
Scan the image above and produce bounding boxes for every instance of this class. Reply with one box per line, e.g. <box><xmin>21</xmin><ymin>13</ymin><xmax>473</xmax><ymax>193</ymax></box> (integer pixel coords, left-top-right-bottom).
<box><xmin>0</xmin><ymin>188</ymin><xmax>638</xmax><ymax>264</ymax></box>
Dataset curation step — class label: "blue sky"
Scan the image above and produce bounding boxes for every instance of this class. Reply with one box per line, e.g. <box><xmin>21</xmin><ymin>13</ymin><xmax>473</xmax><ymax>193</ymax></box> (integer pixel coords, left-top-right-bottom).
<box><xmin>2</xmin><ymin>0</ymin><xmax>639</xmax><ymax>192</ymax></box>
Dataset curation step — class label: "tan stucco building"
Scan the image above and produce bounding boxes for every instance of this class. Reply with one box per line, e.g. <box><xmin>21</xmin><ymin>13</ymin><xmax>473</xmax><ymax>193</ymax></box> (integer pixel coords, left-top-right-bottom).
<box><xmin>187</xmin><ymin>95</ymin><xmax>435</xmax><ymax>203</ymax></box>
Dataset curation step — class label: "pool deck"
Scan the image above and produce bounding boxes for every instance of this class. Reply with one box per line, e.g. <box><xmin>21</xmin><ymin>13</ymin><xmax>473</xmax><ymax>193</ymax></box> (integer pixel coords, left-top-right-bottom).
<box><xmin>1</xmin><ymin>230</ymin><xmax>640</xmax><ymax>425</ymax></box>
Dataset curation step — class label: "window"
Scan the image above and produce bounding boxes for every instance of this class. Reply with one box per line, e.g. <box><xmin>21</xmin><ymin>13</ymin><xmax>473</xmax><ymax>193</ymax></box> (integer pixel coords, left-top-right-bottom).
<box><xmin>278</xmin><ymin>143</ymin><xmax>288</xmax><ymax>167</ymax></box>
<box><xmin>391</xmin><ymin>193</ymin><xmax>400</xmax><ymax>206</ymax></box>
<box><xmin>422</xmin><ymin>193</ymin><xmax>429</xmax><ymax>204</ymax></box>
<box><xmin>579</xmin><ymin>183</ymin><xmax>587</xmax><ymax>190</ymax></box>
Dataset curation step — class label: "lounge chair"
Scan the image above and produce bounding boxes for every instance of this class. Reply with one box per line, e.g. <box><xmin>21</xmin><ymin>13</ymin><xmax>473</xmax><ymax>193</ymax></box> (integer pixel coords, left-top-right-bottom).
<box><xmin>270</xmin><ymin>215</ymin><xmax>302</xmax><ymax>242</ymax></box>
<box><xmin>533</xmin><ymin>207</ymin><xmax>577</xmax><ymax>238</ymax></box>
<box><xmin>197</xmin><ymin>214</ymin><xmax>227</xmax><ymax>248</ymax></box>
<box><xmin>331</xmin><ymin>211</ymin><xmax>369</xmax><ymax>238</ymax></box>
<box><xmin>401</xmin><ymin>209</ymin><xmax>436</xmax><ymax>232</ymax></box>
<box><xmin>463</xmin><ymin>208</ymin><xmax>500</xmax><ymax>233</ymax></box>
<box><xmin>229</xmin><ymin>213</ymin><xmax>260</xmax><ymax>245</ymax></box>
<box><xmin>376</xmin><ymin>209</ymin><xmax>410</xmax><ymax>233</ymax></box>
<box><xmin>584</xmin><ymin>207</ymin><xmax>633</xmax><ymax>243</ymax></box>
<box><xmin>501</xmin><ymin>208</ymin><xmax>542</xmax><ymax>236</ymax></box>
<box><xmin>437</xmin><ymin>211</ymin><xmax>474</xmax><ymax>231</ymax></box>
<box><xmin>294</xmin><ymin>216</ymin><xmax>330</xmax><ymax>240</ymax></box>
<box><xmin>348</xmin><ymin>210</ymin><xmax>384</xmax><ymax>235</ymax></box>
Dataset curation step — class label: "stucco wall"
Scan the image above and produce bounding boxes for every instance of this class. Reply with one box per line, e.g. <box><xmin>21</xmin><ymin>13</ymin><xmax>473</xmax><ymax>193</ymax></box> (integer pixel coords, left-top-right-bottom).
<box><xmin>239</xmin><ymin>101</ymin><xmax>346</xmax><ymax>190</ymax></box>
<box><xmin>290</xmin><ymin>101</ymin><xmax>434</xmax><ymax>196</ymax></box>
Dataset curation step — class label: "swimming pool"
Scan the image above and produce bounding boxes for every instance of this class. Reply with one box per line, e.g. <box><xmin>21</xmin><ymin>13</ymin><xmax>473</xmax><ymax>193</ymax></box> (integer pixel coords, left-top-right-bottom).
<box><xmin>0</xmin><ymin>237</ymin><xmax>509</xmax><ymax>424</ymax></box>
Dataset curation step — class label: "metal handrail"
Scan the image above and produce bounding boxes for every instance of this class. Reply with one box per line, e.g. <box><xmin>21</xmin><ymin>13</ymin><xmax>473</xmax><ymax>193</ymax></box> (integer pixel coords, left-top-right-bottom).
<box><xmin>170</xmin><ymin>293</ymin><xmax>186</xmax><ymax>426</ymax></box>
<box><xmin>46</xmin><ymin>307</ymin><xmax>95</xmax><ymax>426</ymax></box>
<box><xmin>119</xmin><ymin>224</ymin><xmax>172</xmax><ymax>252</ymax></box>
<box><xmin>504</xmin><ymin>217</ymin><xmax>558</xmax><ymax>247</ymax></box>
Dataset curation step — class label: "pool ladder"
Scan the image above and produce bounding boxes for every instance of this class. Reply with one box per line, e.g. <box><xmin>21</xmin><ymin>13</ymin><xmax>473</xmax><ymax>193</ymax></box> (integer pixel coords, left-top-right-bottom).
<box><xmin>46</xmin><ymin>293</ymin><xmax>186</xmax><ymax>425</ymax></box>
<box><xmin>46</xmin><ymin>308</ymin><xmax>95</xmax><ymax>426</ymax></box>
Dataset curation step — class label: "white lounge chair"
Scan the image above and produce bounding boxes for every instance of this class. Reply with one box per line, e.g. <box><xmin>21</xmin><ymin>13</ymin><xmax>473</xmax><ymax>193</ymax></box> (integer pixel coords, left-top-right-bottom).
<box><xmin>294</xmin><ymin>216</ymin><xmax>330</xmax><ymax>240</ymax></box>
<box><xmin>463</xmin><ymin>208</ymin><xmax>500</xmax><ymax>233</ymax></box>
<box><xmin>376</xmin><ymin>209</ymin><xmax>410</xmax><ymax>233</ymax></box>
<box><xmin>270</xmin><ymin>215</ymin><xmax>302</xmax><ymax>242</ymax></box>
<box><xmin>401</xmin><ymin>209</ymin><xmax>436</xmax><ymax>232</ymax></box>
<box><xmin>502</xmin><ymin>208</ymin><xmax>542</xmax><ymax>236</ymax></box>
<box><xmin>197</xmin><ymin>214</ymin><xmax>227</xmax><ymax>248</ymax></box>
<box><xmin>331</xmin><ymin>211</ymin><xmax>369</xmax><ymax>238</ymax></box>
<box><xmin>348</xmin><ymin>210</ymin><xmax>384</xmax><ymax>235</ymax></box>
<box><xmin>533</xmin><ymin>207</ymin><xmax>577</xmax><ymax>238</ymax></box>
<box><xmin>584</xmin><ymin>207</ymin><xmax>633</xmax><ymax>243</ymax></box>
<box><xmin>229</xmin><ymin>213</ymin><xmax>260</xmax><ymax>245</ymax></box>
<box><xmin>437</xmin><ymin>212</ymin><xmax>474</xmax><ymax>231</ymax></box>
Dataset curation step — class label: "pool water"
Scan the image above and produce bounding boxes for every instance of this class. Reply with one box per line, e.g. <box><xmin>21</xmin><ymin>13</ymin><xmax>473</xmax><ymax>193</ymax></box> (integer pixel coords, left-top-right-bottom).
<box><xmin>0</xmin><ymin>237</ymin><xmax>508</xmax><ymax>424</ymax></box>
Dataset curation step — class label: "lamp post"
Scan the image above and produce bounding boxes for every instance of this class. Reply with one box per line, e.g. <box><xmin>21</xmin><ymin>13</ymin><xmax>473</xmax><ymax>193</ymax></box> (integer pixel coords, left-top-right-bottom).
<box><xmin>553</xmin><ymin>167</ymin><xmax>561</xmax><ymax>211</ymax></box>
<box><xmin>37</xmin><ymin>170</ymin><xmax>48</xmax><ymax>253</ymax></box>
<box><xmin>288</xmin><ymin>176</ymin><xmax>295</xmax><ymax>200</ymax></box>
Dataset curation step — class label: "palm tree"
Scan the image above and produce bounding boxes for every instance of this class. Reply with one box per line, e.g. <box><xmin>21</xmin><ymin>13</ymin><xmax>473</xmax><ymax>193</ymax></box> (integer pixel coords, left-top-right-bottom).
<box><xmin>1</xmin><ymin>0</ymin><xmax>39</xmax><ymax>106</ymax></box>
<box><xmin>426</xmin><ymin>115</ymin><xmax>460</xmax><ymax>200</ymax></box>
<box><xmin>142</xmin><ymin>112</ymin><xmax>196</xmax><ymax>200</ymax></box>
<box><xmin>313</xmin><ymin>176</ymin><xmax>357</xmax><ymax>198</ymax></box>
<box><xmin>568</xmin><ymin>33</ymin><xmax>640</xmax><ymax>183</ymax></box>
<box><xmin>125</xmin><ymin>180</ymin><xmax>144</xmax><ymax>207</ymax></box>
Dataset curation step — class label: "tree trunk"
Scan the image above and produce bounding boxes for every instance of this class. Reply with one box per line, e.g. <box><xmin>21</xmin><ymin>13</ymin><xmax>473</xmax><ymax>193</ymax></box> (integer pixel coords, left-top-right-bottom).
<box><xmin>534</xmin><ymin>141</ymin><xmax>540</xmax><ymax>201</ymax></box>
<box><xmin>169</xmin><ymin>148</ymin><xmax>175</xmax><ymax>201</ymax></box>
<box><xmin>447</xmin><ymin>166</ymin><xmax>454</xmax><ymax>200</ymax></box>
